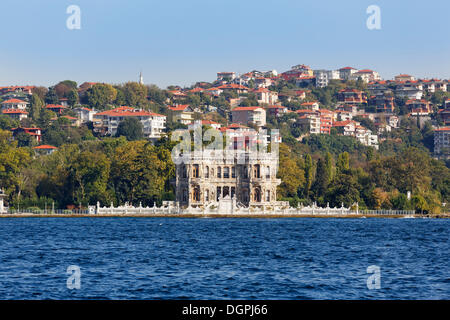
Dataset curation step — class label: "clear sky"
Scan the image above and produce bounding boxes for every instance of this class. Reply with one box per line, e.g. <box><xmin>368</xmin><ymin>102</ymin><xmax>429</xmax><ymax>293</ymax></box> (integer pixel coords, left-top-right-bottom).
<box><xmin>0</xmin><ymin>0</ymin><xmax>449</xmax><ymax>88</ymax></box>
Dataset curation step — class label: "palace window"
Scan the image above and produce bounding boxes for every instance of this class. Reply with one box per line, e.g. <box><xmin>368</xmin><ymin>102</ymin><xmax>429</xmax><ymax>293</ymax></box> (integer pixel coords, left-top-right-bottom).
<box><xmin>193</xmin><ymin>187</ymin><xmax>200</xmax><ymax>202</ymax></box>
<box><xmin>254</xmin><ymin>188</ymin><xmax>261</xmax><ymax>202</ymax></box>
<box><xmin>193</xmin><ymin>164</ymin><xmax>199</xmax><ymax>178</ymax></box>
<box><xmin>223</xmin><ymin>186</ymin><xmax>230</xmax><ymax>198</ymax></box>
<box><xmin>224</xmin><ymin>167</ymin><xmax>230</xmax><ymax>178</ymax></box>
<box><xmin>232</xmin><ymin>166</ymin><xmax>236</xmax><ymax>178</ymax></box>
<box><xmin>231</xmin><ymin>187</ymin><xmax>236</xmax><ymax>199</ymax></box>
<box><xmin>265</xmin><ymin>190</ymin><xmax>270</xmax><ymax>202</ymax></box>
<box><xmin>216</xmin><ymin>187</ymin><xmax>221</xmax><ymax>201</ymax></box>
<box><xmin>205</xmin><ymin>189</ymin><xmax>209</xmax><ymax>202</ymax></box>
<box><xmin>266</xmin><ymin>166</ymin><xmax>270</xmax><ymax>179</ymax></box>
<box><xmin>254</xmin><ymin>165</ymin><xmax>261</xmax><ymax>178</ymax></box>
<box><xmin>205</xmin><ymin>166</ymin><xmax>209</xmax><ymax>178</ymax></box>
<box><xmin>217</xmin><ymin>167</ymin><xmax>222</xmax><ymax>178</ymax></box>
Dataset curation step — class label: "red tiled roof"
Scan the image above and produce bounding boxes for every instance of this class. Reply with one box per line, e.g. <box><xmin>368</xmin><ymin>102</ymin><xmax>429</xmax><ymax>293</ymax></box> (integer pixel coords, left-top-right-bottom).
<box><xmin>1</xmin><ymin>98</ymin><xmax>27</xmax><ymax>104</ymax></box>
<box><xmin>33</xmin><ymin>145</ymin><xmax>57</xmax><ymax>150</ymax></box>
<box><xmin>168</xmin><ymin>105</ymin><xmax>190</xmax><ymax>111</ymax></box>
<box><xmin>2</xmin><ymin>109</ymin><xmax>28</xmax><ymax>114</ymax></box>
<box><xmin>232</xmin><ymin>106</ymin><xmax>263</xmax><ymax>111</ymax></box>
<box><xmin>96</xmin><ymin>106</ymin><xmax>165</xmax><ymax>117</ymax></box>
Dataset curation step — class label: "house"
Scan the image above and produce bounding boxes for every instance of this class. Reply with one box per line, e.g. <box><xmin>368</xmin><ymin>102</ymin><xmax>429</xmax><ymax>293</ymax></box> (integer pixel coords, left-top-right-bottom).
<box><xmin>253</xmin><ymin>88</ymin><xmax>278</xmax><ymax>105</ymax></box>
<box><xmin>1</xmin><ymin>109</ymin><xmax>28</xmax><ymax>120</ymax></box>
<box><xmin>339</xmin><ymin>67</ymin><xmax>358</xmax><ymax>80</ymax></box>
<box><xmin>313</xmin><ymin>69</ymin><xmax>340</xmax><ymax>87</ymax></box>
<box><xmin>45</xmin><ymin>104</ymin><xmax>67</xmax><ymax>115</ymax></box>
<box><xmin>74</xmin><ymin>107</ymin><xmax>96</xmax><ymax>123</ymax></box>
<box><xmin>300</xmin><ymin>101</ymin><xmax>320</xmax><ymax>111</ymax></box>
<box><xmin>395</xmin><ymin>74</ymin><xmax>415</xmax><ymax>82</ymax></box>
<box><xmin>231</xmin><ymin>106</ymin><xmax>266</xmax><ymax>127</ymax></box>
<box><xmin>317</xmin><ymin>109</ymin><xmax>334</xmax><ymax>134</ymax></box>
<box><xmin>333</xmin><ymin>120</ymin><xmax>378</xmax><ymax>149</ymax></box>
<box><xmin>33</xmin><ymin>145</ymin><xmax>58</xmax><ymax>155</ymax></box>
<box><xmin>217</xmin><ymin>84</ymin><xmax>249</xmax><ymax>94</ymax></box>
<box><xmin>168</xmin><ymin>105</ymin><xmax>194</xmax><ymax>125</ymax></box>
<box><xmin>335</xmin><ymin>110</ymin><xmax>353</xmax><ymax>121</ymax></box>
<box><xmin>52</xmin><ymin>115</ymin><xmax>80</xmax><ymax>127</ymax></box>
<box><xmin>280</xmin><ymin>64</ymin><xmax>313</xmax><ymax>81</ymax></box>
<box><xmin>201</xmin><ymin>120</ymin><xmax>222</xmax><ymax>130</ymax></box>
<box><xmin>369</xmin><ymin>94</ymin><xmax>395</xmax><ymax>113</ymax></box>
<box><xmin>434</xmin><ymin>127</ymin><xmax>450</xmax><ymax>159</ymax></box>
<box><xmin>94</xmin><ymin>106</ymin><xmax>166</xmax><ymax>140</ymax></box>
<box><xmin>349</xmin><ymin>69</ymin><xmax>381</xmax><ymax>83</ymax></box>
<box><xmin>254</xmin><ymin>77</ymin><xmax>273</xmax><ymax>88</ymax></box>
<box><xmin>11</xmin><ymin>127</ymin><xmax>42</xmax><ymax>143</ymax></box>
<box><xmin>1</xmin><ymin>98</ymin><xmax>28</xmax><ymax>110</ymax></box>
<box><xmin>295</xmin><ymin>75</ymin><xmax>315</xmax><ymax>87</ymax></box>
<box><xmin>395</xmin><ymin>82</ymin><xmax>423</xmax><ymax>100</ymax></box>
<box><xmin>296</xmin><ymin>113</ymin><xmax>321</xmax><ymax>134</ymax></box>
<box><xmin>265</xmin><ymin>105</ymin><xmax>287</xmax><ymax>117</ymax></box>
<box><xmin>217</xmin><ymin>72</ymin><xmax>236</xmax><ymax>82</ymax></box>
<box><xmin>0</xmin><ymin>86</ymin><xmax>34</xmax><ymax>95</ymax></box>
<box><xmin>337</xmin><ymin>89</ymin><xmax>367</xmax><ymax>105</ymax></box>
<box><xmin>406</xmin><ymin>99</ymin><xmax>432</xmax><ymax>113</ymax></box>
<box><xmin>438</xmin><ymin>100</ymin><xmax>450</xmax><ymax>125</ymax></box>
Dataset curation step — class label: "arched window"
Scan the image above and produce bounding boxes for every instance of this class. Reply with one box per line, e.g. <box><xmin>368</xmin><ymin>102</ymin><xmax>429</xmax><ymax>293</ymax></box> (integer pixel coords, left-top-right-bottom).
<box><xmin>205</xmin><ymin>189</ymin><xmax>209</xmax><ymax>202</ymax></box>
<box><xmin>254</xmin><ymin>165</ymin><xmax>260</xmax><ymax>178</ymax></box>
<box><xmin>193</xmin><ymin>164</ymin><xmax>199</xmax><ymax>178</ymax></box>
<box><xmin>217</xmin><ymin>167</ymin><xmax>222</xmax><ymax>178</ymax></box>
<box><xmin>193</xmin><ymin>187</ymin><xmax>200</xmax><ymax>202</ymax></box>
<box><xmin>254</xmin><ymin>188</ymin><xmax>261</xmax><ymax>202</ymax></box>
<box><xmin>232</xmin><ymin>166</ymin><xmax>236</xmax><ymax>178</ymax></box>
<box><xmin>265</xmin><ymin>190</ymin><xmax>270</xmax><ymax>202</ymax></box>
<box><xmin>266</xmin><ymin>166</ymin><xmax>270</xmax><ymax>179</ymax></box>
<box><xmin>224</xmin><ymin>167</ymin><xmax>230</xmax><ymax>178</ymax></box>
<box><xmin>216</xmin><ymin>187</ymin><xmax>221</xmax><ymax>201</ymax></box>
<box><xmin>205</xmin><ymin>166</ymin><xmax>209</xmax><ymax>178</ymax></box>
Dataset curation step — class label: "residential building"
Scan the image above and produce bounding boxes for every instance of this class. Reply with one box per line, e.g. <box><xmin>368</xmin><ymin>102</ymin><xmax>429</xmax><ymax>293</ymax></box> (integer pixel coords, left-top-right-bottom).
<box><xmin>265</xmin><ymin>105</ymin><xmax>287</xmax><ymax>117</ymax></box>
<box><xmin>94</xmin><ymin>106</ymin><xmax>166</xmax><ymax>140</ymax></box>
<box><xmin>33</xmin><ymin>145</ymin><xmax>58</xmax><ymax>155</ymax></box>
<box><xmin>253</xmin><ymin>88</ymin><xmax>278</xmax><ymax>105</ymax></box>
<box><xmin>349</xmin><ymin>69</ymin><xmax>381</xmax><ymax>83</ymax></box>
<box><xmin>395</xmin><ymin>82</ymin><xmax>423</xmax><ymax>100</ymax></box>
<box><xmin>231</xmin><ymin>106</ymin><xmax>266</xmax><ymax>127</ymax></box>
<box><xmin>313</xmin><ymin>69</ymin><xmax>340</xmax><ymax>87</ymax></box>
<box><xmin>1</xmin><ymin>98</ymin><xmax>28</xmax><ymax>110</ymax></box>
<box><xmin>168</xmin><ymin>105</ymin><xmax>194</xmax><ymax>125</ymax></box>
<box><xmin>434</xmin><ymin>127</ymin><xmax>450</xmax><ymax>159</ymax></box>
<box><xmin>394</xmin><ymin>74</ymin><xmax>415</xmax><ymax>82</ymax></box>
<box><xmin>11</xmin><ymin>127</ymin><xmax>42</xmax><ymax>143</ymax></box>
<box><xmin>217</xmin><ymin>72</ymin><xmax>236</xmax><ymax>82</ymax></box>
<box><xmin>74</xmin><ymin>107</ymin><xmax>96</xmax><ymax>123</ymax></box>
<box><xmin>339</xmin><ymin>67</ymin><xmax>358</xmax><ymax>80</ymax></box>
<box><xmin>337</xmin><ymin>89</ymin><xmax>367</xmax><ymax>105</ymax></box>
<box><xmin>45</xmin><ymin>104</ymin><xmax>67</xmax><ymax>115</ymax></box>
<box><xmin>1</xmin><ymin>109</ymin><xmax>28</xmax><ymax>120</ymax></box>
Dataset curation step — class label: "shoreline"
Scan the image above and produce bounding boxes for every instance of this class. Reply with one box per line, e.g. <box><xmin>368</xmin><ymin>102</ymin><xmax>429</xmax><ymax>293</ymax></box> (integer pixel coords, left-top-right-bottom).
<box><xmin>0</xmin><ymin>213</ymin><xmax>448</xmax><ymax>218</ymax></box>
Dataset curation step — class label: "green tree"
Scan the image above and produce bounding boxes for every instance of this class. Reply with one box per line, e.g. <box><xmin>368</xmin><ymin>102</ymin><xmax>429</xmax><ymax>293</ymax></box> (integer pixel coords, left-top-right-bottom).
<box><xmin>86</xmin><ymin>83</ymin><xmax>117</xmax><ymax>110</ymax></box>
<box><xmin>116</xmin><ymin>117</ymin><xmax>144</xmax><ymax>141</ymax></box>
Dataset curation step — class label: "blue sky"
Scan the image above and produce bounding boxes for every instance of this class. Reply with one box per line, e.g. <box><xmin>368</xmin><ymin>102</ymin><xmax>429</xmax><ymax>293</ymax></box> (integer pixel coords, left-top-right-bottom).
<box><xmin>0</xmin><ymin>0</ymin><xmax>449</xmax><ymax>88</ymax></box>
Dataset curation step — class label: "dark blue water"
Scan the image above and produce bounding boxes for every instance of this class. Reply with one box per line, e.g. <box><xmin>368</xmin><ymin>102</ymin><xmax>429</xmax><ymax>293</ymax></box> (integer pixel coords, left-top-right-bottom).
<box><xmin>0</xmin><ymin>218</ymin><xmax>448</xmax><ymax>299</ymax></box>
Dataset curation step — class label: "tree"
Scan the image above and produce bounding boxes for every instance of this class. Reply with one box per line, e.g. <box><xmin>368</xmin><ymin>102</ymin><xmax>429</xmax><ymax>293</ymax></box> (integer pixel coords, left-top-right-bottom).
<box><xmin>325</xmin><ymin>171</ymin><xmax>361</xmax><ymax>207</ymax></box>
<box><xmin>312</xmin><ymin>158</ymin><xmax>329</xmax><ymax>201</ymax></box>
<box><xmin>123</xmin><ymin>82</ymin><xmax>148</xmax><ymax>107</ymax></box>
<box><xmin>325</xmin><ymin>152</ymin><xmax>334</xmax><ymax>183</ymax></box>
<box><xmin>86</xmin><ymin>83</ymin><xmax>117</xmax><ymax>109</ymax></box>
<box><xmin>336</xmin><ymin>152</ymin><xmax>350</xmax><ymax>174</ymax></box>
<box><xmin>67</xmin><ymin>89</ymin><xmax>79</xmax><ymax>107</ymax></box>
<box><xmin>116</xmin><ymin>118</ymin><xmax>144</xmax><ymax>141</ymax></box>
<box><xmin>277</xmin><ymin>144</ymin><xmax>305</xmax><ymax>198</ymax></box>
<box><xmin>303</xmin><ymin>154</ymin><xmax>313</xmax><ymax>199</ymax></box>
<box><xmin>45</xmin><ymin>87</ymin><xmax>59</xmax><ymax>104</ymax></box>
<box><xmin>30</xmin><ymin>94</ymin><xmax>44</xmax><ymax>120</ymax></box>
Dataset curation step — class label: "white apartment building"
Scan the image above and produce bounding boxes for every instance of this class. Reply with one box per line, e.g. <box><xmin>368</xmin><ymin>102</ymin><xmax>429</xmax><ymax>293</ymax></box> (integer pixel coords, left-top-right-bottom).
<box><xmin>313</xmin><ymin>69</ymin><xmax>340</xmax><ymax>87</ymax></box>
<box><xmin>94</xmin><ymin>106</ymin><xmax>166</xmax><ymax>140</ymax></box>
<box><xmin>434</xmin><ymin>127</ymin><xmax>450</xmax><ymax>159</ymax></box>
<box><xmin>231</xmin><ymin>106</ymin><xmax>266</xmax><ymax>127</ymax></box>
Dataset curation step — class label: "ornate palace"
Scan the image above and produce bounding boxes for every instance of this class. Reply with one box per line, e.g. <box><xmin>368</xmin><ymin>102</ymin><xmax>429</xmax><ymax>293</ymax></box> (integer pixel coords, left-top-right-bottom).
<box><xmin>175</xmin><ymin>149</ymin><xmax>284</xmax><ymax>209</ymax></box>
